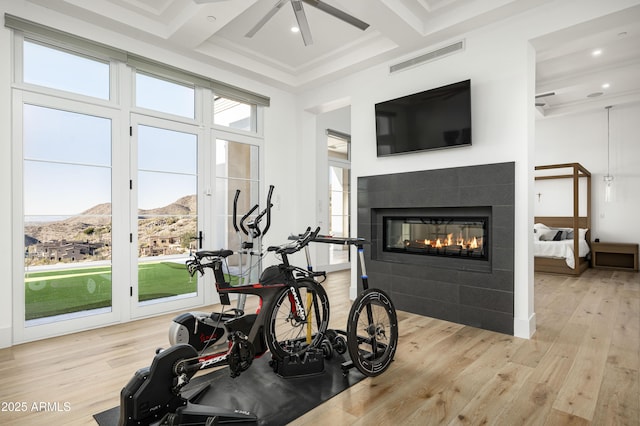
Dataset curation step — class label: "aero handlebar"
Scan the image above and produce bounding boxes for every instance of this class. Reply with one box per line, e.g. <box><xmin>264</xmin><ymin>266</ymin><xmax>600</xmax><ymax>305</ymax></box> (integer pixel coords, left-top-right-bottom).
<box><xmin>268</xmin><ymin>226</ymin><xmax>321</xmax><ymax>255</ymax></box>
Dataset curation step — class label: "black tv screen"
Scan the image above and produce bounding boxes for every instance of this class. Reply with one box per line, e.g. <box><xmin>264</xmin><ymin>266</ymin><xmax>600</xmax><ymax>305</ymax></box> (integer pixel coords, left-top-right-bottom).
<box><xmin>375</xmin><ymin>79</ymin><xmax>471</xmax><ymax>156</ymax></box>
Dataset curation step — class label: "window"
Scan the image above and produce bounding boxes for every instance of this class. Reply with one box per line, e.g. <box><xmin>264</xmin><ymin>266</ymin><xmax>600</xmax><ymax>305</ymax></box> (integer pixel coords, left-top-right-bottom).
<box><xmin>136</xmin><ymin>125</ymin><xmax>198</xmax><ymax>304</ymax></box>
<box><xmin>10</xmin><ymin>17</ymin><xmax>267</xmax><ymax>342</ymax></box>
<box><xmin>23</xmin><ymin>104</ymin><xmax>113</xmax><ymax>324</ymax></box>
<box><xmin>214</xmin><ymin>139</ymin><xmax>260</xmax><ymax>278</ymax></box>
<box><xmin>23</xmin><ymin>40</ymin><xmax>110</xmax><ymax>99</ymax></box>
<box><xmin>327</xmin><ymin>130</ymin><xmax>351</xmax><ymax>265</ymax></box>
<box><xmin>214</xmin><ymin>96</ymin><xmax>256</xmax><ymax>132</ymax></box>
<box><xmin>135</xmin><ymin>72</ymin><xmax>195</xmax><ymax>118</ymax></box>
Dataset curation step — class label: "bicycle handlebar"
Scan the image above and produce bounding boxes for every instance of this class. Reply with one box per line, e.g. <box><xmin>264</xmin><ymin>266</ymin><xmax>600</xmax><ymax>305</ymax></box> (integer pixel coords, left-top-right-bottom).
<box><xmin>269</xmin><ymin>226</ymin><xmax>321</xmax><ymax>255</ymax></box>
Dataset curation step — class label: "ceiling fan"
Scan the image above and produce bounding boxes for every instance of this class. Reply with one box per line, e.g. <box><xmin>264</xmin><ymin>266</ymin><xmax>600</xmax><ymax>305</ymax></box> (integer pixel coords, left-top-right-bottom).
<box><xmin>535</xmin><ymin>92</ymin><xmax>555</xmax><ymax>107</ymax></box>
<box><xmin>196</xmin><ymin>0</ymin><xmax>370</xmax><ymax>46</ymax></box>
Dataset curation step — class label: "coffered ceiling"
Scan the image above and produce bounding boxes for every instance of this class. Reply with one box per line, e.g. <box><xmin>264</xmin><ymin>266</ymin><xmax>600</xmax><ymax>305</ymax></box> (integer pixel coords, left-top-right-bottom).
<box><xmin>16</xmin><ymin>0</ymin><xmax>640</xmax><ymax>116</ymax></box>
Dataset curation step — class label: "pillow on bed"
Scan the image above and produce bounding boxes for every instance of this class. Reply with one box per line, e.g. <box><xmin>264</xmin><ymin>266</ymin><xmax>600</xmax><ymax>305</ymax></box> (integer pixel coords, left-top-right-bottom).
<box><xmin>539</xmin><ymin>230</ymin><xmax>563</xmax><ymax>241</ymax></box>
<box><xmin>534</xmin><ymin>223</ymin><xmax>549</xmax><ymax>241</ymax></box>
<box><xmin>566</xmin><ymin>228</ymin><xmax>589</xmax><ymax>240</ymax></box>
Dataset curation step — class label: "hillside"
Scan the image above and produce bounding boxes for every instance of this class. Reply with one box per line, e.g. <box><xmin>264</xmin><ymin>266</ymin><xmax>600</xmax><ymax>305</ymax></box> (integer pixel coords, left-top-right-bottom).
<box><xmin>24</xmin><ymin>195</ymin><xmax>197</xmax><ymax>246</ymax></box>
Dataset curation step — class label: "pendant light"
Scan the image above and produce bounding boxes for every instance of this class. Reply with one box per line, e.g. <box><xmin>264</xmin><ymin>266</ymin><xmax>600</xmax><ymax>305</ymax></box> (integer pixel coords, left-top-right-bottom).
<box><xmin>603</xmin><ymin>105</ymin><xmax>614</xmax><ymax>202</ymax></box>
<box><xmin>604</xmin><ymin>105</ymin><xmax>613</xmax><ymax>203</ymax></box>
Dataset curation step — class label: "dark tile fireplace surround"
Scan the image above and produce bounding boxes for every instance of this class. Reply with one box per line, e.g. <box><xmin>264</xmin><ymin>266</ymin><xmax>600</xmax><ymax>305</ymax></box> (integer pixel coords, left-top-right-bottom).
<box><xmin>358</xmin><ymin>162</ymin><xmax>514</xmax><ymax>335</ymax></box>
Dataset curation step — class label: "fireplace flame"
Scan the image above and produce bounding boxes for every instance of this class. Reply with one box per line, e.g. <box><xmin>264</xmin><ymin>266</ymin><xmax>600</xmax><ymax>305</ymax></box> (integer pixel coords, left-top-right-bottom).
<box><xmin>413</xmin><ymin>235</ymin><xmax>482</xmax><ymax>250</ymax></box>
<box><xmin>470</xmin><ymin>236</ymin><xmax>478</xmax><ymax>249</ymax></box>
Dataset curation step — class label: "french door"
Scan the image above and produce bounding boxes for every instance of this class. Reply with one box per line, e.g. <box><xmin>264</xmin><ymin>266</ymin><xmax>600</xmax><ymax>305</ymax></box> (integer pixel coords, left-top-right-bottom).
<box><xmin>15</xmin><ymin>92</ymin><xmax>122</xmax><ymax>342</ymax></box>
<box><xmin>129</xmin><ymin>115</ymin><xmax>205</xmax><ymax>318</ymax></box>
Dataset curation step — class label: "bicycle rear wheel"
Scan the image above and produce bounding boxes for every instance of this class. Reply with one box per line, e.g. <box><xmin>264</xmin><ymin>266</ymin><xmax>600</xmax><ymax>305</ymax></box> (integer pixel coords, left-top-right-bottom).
<box><xmin>347</xmin><ymin>288</ymin><xmax>398</xmax><ymax>377</ymax></box>
<box><xmin>266</xmin><ymin>278</ymin><xmax>330</xmax><ymax>360</ymax></box>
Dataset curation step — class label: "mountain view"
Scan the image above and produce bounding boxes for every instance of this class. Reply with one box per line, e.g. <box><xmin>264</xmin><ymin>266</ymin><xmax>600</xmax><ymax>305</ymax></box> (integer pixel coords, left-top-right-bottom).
<box><xmin>24</xmin><ymin>195</ymin><xmax>197</xmax><ymax>265</ymax></box>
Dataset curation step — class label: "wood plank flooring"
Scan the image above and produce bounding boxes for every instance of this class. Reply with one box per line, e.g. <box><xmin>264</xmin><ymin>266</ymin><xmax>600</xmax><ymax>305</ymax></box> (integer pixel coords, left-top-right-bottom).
<box><xmin>0</xmin><ymin>268</ymin><xmax>638</xmax><ymax>425</ymax></box>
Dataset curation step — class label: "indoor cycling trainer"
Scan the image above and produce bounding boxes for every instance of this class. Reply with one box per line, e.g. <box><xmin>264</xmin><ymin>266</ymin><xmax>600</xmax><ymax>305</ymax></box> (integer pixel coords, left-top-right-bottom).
<box><xmin>119</xmin><ymin>215</ymin><xmax>331</xmax><ymax>425</ymax></box>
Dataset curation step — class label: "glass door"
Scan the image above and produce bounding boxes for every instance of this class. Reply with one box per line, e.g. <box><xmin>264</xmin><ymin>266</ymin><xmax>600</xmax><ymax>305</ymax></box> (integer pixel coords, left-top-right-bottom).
<box><xmin>16</xmin><ymin>95</ymin><xmax>121</xmax><ymax>343</ymax></box>
<box><xmin>212</xmin><ymin>136</ymin><xmax>261</xmax><ymax>285</ymax></box>
<box><xmin>327</xmin><ymin>130</ymin><xmax>351</xmax><ymax>268</ymax></box>
<box><xmin>130</xmin><ymin>115</ymin><xmax>204</xmax><ymax>317</ymax></box>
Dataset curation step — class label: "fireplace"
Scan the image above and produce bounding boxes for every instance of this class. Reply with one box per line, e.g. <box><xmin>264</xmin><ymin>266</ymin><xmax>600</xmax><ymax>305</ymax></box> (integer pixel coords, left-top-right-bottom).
<box><xmin>384</xmin><ymin>215</ymin><xmax>488</xmax><ymax>260</ymax></box>
<box><xmin>358</xmin><ymin>163</ymin><xmax>515</xmax><ymax>335</ymax></box>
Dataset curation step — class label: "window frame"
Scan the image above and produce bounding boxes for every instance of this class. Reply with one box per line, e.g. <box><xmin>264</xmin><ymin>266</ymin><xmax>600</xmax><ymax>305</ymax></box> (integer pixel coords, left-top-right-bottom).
<box><xmin>9</xmin><ymin>22</ymin><xmax>267</xmax><ymax>343</ymax></box>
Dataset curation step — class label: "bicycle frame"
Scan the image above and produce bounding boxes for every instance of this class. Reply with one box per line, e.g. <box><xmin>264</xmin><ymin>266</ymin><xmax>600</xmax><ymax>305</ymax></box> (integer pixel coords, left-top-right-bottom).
<box><xmin>179</xmin><ymin>227</ymin><xmax>324</xmax><ymax>377</ymax></box>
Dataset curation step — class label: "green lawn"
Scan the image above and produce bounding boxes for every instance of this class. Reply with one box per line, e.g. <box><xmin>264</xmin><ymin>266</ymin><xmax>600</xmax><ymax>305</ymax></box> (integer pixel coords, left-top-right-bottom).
<box><xmin>25</xmin><ymin>261</ymin><xmax>196</xmax><ymax>320</ymax></box>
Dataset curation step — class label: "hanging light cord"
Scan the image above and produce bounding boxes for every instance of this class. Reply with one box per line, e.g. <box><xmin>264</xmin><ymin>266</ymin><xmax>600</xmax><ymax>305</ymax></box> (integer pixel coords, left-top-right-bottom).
<box><xmin>605</xmin><ymin>105</ymin><xmax>613</xmax><ymax>180</ymax></box>
<box><xmin>607</xmin><ymin>106</ymin><xmax>610</xmax><ymax>177</ymax></box>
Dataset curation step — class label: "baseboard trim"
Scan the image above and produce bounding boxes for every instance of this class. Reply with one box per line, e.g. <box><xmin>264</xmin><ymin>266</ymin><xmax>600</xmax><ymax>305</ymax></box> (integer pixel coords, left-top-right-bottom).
<box><xmin>0</xmin><ymin>325</ymin><xmax>12</xmax><ymax>348</ymax></box>
<box><xmin>513</xmin><ymin>313</ymin><xmax>536</xmax><ymax>339</ymax></box>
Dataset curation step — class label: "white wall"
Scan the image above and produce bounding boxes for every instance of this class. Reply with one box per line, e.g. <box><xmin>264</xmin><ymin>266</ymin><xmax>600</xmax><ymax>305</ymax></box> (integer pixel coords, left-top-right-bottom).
<box><xmin>298</xmin><ymin>20</ymin><xmax>536</xmax><ymax>338</ymax></box>
<box><xmin>535</xmin><ymin>102</ymin><xmax>640</xmax><ymax>244</ymax></box>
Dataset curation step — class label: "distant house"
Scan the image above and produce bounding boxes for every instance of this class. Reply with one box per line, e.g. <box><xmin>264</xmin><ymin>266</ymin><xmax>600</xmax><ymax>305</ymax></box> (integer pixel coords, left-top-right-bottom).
<box><xmin>28</xmin><ymin>240</ymin><xmax>105</xmax><ymax>262</ymax></box>
<box><xmin>140</xmin><ymin>235</ymin><xmax>184</xmax><ymax>257</ymax></box>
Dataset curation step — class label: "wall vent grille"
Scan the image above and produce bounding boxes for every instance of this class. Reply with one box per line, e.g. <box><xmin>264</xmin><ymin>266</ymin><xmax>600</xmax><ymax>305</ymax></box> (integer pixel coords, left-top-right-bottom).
<box><xmin>390</xmin><ymin>40</ymin><xmax>464</xmax><ymax>74</ymax></box>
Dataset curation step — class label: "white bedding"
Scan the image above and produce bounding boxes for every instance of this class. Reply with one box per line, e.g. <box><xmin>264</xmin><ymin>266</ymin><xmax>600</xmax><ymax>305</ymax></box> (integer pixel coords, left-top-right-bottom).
<box><xmin>534</xmin><ymin>239</ymin><xmax>590</xmax><ymax>269</ymax></box>
<box><xmin>533</xmin><ymin>223</ymin><xmax>590</xmax><ymax>269</ymax></box>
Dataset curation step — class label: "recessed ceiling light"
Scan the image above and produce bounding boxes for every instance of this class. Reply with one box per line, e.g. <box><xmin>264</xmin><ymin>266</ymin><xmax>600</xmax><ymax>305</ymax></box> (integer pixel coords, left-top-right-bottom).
<box><xmin>291</xmin><ymin>26</ymin><xmax>300</xmax><ymax>33</ymax></box>
<box><xmin>206</xmin><ymin>15</ymin><xmax>216</xmax><ymax>22</ymax></box>
<box><xmin>591</xmin><ymin>49</ymin><xmax>602</xmax><ymax>57</ymax></box>
<box><xmin>602</xmin><ymin>83</ymin><xmax>610</xmax><ymax>89</ymax></box>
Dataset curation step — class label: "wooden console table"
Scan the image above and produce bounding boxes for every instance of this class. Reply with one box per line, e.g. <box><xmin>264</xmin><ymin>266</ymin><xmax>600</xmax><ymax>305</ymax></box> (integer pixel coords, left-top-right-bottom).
<box><xmin>591</xmin><ymin>242</ymin><xmax>639</xmax><ymax>271</ymax></box>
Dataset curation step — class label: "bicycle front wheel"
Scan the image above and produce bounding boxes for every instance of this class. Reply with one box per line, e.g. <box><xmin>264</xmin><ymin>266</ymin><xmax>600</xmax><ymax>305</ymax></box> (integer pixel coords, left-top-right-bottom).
<box><xmin>347</xmin><ymin>288</ymin><xmax>398</xmax><ymax>377</ymax></box>
<box><xmin>266</xmin><ymin>278</ymin><xmax>330</xmax><ymax>360</ymax></box>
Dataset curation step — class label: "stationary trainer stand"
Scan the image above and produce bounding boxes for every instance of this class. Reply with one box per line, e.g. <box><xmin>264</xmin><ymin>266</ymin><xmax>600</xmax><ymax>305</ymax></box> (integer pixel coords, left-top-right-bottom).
<box><xmin>307</xmin><ymin>235</ymin><xmax>399</xmax><ymax>377</ymax></box>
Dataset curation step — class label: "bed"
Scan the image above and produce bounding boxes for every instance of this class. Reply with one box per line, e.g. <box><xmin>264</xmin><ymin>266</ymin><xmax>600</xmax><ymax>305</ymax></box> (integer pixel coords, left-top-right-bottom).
<box><xmin>534</xmin><ymin>163</ymin><xmax>592</xmax><ymax>275</ymax></box>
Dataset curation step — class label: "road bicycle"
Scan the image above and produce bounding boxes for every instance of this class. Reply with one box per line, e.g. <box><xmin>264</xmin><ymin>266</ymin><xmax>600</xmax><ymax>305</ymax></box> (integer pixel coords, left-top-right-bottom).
<box><xmin>118</xmin><ymin>227</ymin><xmax>330</xmax><ymax>426</ymax></box>
<box><xmin>168</xmin><ymin>185</ymin><xmax>277</xmax><ymax>355</ymax></box>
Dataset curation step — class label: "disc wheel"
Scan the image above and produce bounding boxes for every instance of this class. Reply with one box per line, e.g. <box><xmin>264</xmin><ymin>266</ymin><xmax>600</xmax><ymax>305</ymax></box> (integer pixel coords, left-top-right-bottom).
<box><xmin>266</xmin><ymin>278</ymin><xmax>330</xmax><ymax>360</ymax></box>
<box><xmin>347</xmin><ymin>288</ymin><xmax>398</xmax><ymax>377</ymax></box>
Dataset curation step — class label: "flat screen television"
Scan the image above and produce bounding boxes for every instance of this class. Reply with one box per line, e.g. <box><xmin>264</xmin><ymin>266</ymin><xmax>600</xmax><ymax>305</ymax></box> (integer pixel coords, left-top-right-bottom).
<box><xmin>375</xmin><ymin>79</ymin><xmax>471</xmax><ymax>156</ymax></box>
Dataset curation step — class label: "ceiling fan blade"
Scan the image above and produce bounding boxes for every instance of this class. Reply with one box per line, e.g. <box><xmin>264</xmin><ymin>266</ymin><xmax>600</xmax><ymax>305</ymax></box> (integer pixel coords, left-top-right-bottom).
<box><xmin>301</xmin><ymin>0</ymin><xmax>369</xmax><ymax>31</ymax></box>
<box><xmin>292</xmin><ymin>0</ymin><xmax>313</xmax><ymax>46</ymax></box>
<box><xmin>245</xmin><ymin>0</ymin><xmax>289</xmax><ymax>38</ymax></box>
<box><xmin>535</xmin><ymin>92</ymin><xmax>555</xmax><ymax>99</ymax></box>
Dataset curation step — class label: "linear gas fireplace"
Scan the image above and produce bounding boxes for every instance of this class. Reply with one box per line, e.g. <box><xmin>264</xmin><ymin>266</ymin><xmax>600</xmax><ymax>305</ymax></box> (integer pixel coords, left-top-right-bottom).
<box><xmin>384</xmin><ymin>216</ymin><xmax>487</xmax><ymax>260</ymax></box>
<box><xmin>359</xmin><ymin>163</ymin><xmax>515</xmax><ymax>335</ymax></box>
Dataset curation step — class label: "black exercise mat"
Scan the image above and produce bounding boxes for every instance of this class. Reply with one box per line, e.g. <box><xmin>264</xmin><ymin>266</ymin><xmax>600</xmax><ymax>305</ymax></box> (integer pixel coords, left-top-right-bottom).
<box><xmin>94</xmin><ymin>352</ymin><xmax>365</xmax><ymax>425</ymax></box>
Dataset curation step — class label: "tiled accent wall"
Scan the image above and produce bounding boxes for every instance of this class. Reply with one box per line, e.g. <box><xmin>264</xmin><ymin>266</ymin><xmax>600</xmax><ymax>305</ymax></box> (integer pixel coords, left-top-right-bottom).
<box><xmin>357</xmin><ymin>162</ymin><xmax>515</xmax><ymax>335</ymax></box>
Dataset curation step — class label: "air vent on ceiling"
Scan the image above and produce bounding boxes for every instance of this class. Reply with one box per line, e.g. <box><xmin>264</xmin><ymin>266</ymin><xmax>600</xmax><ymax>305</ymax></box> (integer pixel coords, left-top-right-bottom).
<box><xmin>390</xmin><ymin>40</ymin><xmax>465</xmax><ymax>74</ymax></box>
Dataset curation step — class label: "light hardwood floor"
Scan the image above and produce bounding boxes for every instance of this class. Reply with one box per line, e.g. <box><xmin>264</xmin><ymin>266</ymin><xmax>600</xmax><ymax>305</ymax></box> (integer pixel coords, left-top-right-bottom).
<box><xmin>0</xmin><ymin>268</ymin><xmax>638</xmax><ymax>425</ymax></box>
